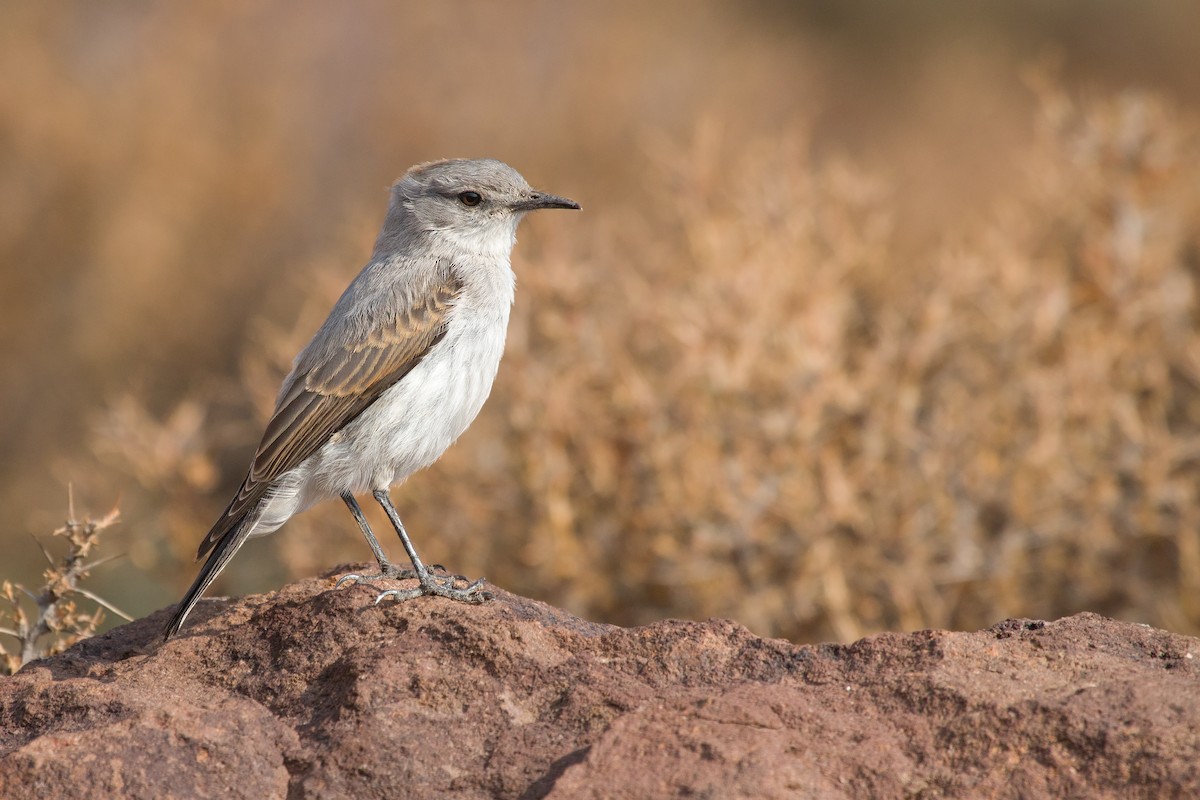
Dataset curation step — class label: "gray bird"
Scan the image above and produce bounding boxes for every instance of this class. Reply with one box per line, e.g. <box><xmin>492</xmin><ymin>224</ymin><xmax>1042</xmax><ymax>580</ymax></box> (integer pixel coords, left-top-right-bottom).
<box><xmin>164</xmin><ymin>159</ymin><xmax>580</xmax><ymax>638</ymax></box>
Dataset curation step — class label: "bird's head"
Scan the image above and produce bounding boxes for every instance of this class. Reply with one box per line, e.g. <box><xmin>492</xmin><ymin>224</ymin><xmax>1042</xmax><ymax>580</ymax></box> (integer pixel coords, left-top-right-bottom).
<box><xmin>387</xmin><ymin>158</ymin><xmax>580</xmax><ymax>257</ymax></box>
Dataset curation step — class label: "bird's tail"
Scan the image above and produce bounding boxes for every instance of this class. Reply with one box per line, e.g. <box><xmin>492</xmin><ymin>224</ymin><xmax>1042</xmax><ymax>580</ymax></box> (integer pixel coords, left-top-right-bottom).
<box><xmin>162</xmin><ymin>513</ymin><xmax>257</xmax><ymax>640</ymax></box>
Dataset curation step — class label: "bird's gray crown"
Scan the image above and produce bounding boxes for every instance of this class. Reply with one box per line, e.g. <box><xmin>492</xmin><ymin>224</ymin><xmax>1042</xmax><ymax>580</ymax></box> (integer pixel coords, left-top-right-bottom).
<box><xmin>398</xmin><ymin>158</ymin><xmax>531</xmax><ymax>200</ymax></box>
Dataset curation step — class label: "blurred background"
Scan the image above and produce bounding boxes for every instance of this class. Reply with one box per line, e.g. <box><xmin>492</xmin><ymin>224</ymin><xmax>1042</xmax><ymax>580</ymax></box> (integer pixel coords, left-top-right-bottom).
<box><xmin>3</xmin><ymin>1</ymin><xmax>1200</xmax><ymax>644</ymax></box>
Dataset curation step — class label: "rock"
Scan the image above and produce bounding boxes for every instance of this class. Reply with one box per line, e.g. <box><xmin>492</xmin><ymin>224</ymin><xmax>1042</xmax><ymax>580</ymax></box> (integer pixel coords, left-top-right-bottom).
<box><xmin>1</xmin><ymin>567</ymin><xmax>1198</xmax><ymax>799</ymax></box>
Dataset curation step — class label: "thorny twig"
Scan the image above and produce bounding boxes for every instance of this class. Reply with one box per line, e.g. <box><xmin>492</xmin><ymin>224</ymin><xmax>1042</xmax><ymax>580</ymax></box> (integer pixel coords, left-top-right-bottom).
<box><xmin>0</xmin><ymin>488</ymin><xmax>128</xmax><ymax>674</ymax></box>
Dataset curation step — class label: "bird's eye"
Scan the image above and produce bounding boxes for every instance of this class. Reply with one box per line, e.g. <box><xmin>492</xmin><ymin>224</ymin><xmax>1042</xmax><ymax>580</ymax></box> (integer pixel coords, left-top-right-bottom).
<box><xmin>458</xmin><ymin>191</ymin><xmax>482</xmax><ymax>207</ymax></box>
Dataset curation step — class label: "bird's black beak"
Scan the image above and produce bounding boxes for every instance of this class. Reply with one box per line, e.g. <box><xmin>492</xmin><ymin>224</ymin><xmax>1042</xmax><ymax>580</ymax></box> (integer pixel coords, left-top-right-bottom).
<box><xmin>513</xmin><ymin>191</ymin><xmax>581</xmax><ymax>212</ymax></box>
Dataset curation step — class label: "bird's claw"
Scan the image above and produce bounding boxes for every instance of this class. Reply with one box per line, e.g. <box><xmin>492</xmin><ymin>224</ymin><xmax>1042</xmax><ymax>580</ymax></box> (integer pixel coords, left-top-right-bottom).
<box><xmin>335</xmin><ymin>573</ymin><xmax>367</xmax><ymax>590</ymax></box>
<box><xmin>373</xmin><ymin>569</ymin><xmax>491</xmax><ymax>606</ymax></box>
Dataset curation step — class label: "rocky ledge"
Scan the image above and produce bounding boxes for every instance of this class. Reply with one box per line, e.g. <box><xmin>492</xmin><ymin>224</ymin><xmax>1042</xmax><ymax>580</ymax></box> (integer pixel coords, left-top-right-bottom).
<box><xmin>1</xmin><ymin>568</ymin><xmax>1198</xmax><ymax>798</ymax></box>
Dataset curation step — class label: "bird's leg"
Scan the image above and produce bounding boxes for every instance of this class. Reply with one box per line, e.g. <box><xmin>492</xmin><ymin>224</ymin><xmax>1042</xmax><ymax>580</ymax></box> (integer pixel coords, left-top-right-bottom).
<box><xmin>334</xmin><ymin>492</ymin><xmax>418</xmax><ymax>588</ymax></box>
<box><xmin>370</xmin><ymin>488</ymin><xmax>490</xmax><ymax>605</ymax></box>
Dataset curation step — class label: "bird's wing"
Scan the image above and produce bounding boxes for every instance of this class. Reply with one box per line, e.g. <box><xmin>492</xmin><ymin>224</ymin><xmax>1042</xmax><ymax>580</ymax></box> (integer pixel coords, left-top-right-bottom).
<box><xmin>195</xmin><ymin>272</ymin><xmax>464</xmax><ymax>560</ymax></box>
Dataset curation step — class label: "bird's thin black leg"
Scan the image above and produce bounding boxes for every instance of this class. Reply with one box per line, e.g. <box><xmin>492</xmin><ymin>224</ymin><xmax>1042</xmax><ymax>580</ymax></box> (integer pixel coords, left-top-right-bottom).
<box><xmin>343</xmin><ymin>492</ymin><xmax>389</xmax><ymax>568</ymax></box>
<box><xmin>371</xmin><ymin>488</ymin><xmax>490</xmax><ymax>605</ymax></box>
<box><xmin>334</xmin><ymin>492</ymin><xmax>418</xmax><ymax>589</ymax></box>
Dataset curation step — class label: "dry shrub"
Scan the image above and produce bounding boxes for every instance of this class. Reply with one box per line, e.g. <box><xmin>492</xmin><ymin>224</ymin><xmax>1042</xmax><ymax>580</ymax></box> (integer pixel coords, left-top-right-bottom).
<box><xmin>0</xmin><ymin>495</ymin><xmax>127</xmax><ymax>674</ymax></box>
<box><xmin>416</xmin><ymin>83</ymin><xmax>1200</xmax><ymax>642</ymax></box>
<box><xmin>86</xmin><ymin>82</ymin><xmax>1200</xmax><ymax>643</ymax></box>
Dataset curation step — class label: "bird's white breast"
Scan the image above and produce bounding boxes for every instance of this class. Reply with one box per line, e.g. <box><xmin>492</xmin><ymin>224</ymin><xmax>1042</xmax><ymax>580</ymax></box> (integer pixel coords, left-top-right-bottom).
<box><xmin>307</xmin><ymin>295</ymin><xmax>511</xmax><ymax>498</ymax></box>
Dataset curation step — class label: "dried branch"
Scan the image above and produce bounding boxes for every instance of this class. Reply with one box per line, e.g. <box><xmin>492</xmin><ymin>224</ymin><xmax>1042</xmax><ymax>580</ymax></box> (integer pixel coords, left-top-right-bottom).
<box><xmin>0</xmin><ymin>493</ymin><xmax>124</xmax><ymax>674</ymax></box>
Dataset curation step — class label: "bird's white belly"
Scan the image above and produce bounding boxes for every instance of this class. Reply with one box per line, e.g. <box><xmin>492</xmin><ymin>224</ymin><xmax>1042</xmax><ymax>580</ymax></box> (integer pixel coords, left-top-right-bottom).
<box><xmin>310</xmin><ymin>316</ymin><xmax>507</xmax><ymax>498</ymax></box>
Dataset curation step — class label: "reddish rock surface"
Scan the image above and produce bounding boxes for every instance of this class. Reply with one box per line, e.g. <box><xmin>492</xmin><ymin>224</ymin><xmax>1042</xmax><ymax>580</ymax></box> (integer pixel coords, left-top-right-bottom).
<box><xmin>1</xmin><ymin>567</ymin><xmax>1198</xmax><ymax>798</ymax></box>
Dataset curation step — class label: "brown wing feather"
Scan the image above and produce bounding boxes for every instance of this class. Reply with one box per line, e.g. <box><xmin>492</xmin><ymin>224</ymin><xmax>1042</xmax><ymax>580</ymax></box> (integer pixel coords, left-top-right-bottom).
<box><xmin>195</xmin><ymin>275</ymin><xmax>463</xmax><ymax>560</ymax></box>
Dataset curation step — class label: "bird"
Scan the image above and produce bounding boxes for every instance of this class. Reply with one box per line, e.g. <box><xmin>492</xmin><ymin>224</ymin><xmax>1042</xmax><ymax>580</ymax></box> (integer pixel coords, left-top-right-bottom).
<box><xmin>163</xmin><ymin>158</ymin><xmax>580</xmax><ymax>639</ymax></box>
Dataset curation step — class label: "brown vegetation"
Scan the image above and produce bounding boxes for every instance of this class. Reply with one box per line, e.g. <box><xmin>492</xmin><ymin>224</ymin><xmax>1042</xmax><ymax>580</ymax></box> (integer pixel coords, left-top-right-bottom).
<box><xmin>0</xmin><ymin>492</ymin><xmax>127</xmax><ymax>674</ymax></box>
<box><xmin>3</xmin><ymin>3</ymin><xmax>1200</xmax><ymax>643</ymax></box>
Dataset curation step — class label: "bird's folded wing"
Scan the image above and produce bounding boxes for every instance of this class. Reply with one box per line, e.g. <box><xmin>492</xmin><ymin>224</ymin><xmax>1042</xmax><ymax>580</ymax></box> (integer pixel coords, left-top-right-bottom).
<box><xmin>195</xmin><ymin>273</ymin><xmax>464</xmax><ymax>560</ymax></box>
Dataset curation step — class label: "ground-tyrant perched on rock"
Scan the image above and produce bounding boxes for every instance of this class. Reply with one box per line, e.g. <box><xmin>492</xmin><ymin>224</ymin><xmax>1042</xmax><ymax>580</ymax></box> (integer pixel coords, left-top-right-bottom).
<box><xmin>164</xmin><ymin>160</ymin><xmax>580</xmax><ymax>638</ymax></box>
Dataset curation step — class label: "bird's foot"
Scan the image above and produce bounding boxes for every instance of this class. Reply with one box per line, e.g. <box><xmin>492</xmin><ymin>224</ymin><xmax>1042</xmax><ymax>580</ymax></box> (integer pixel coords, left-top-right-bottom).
<box><xmin>334</xmin><ymin>562</ymin><xmax>421</xmax><ymax>589</ymax></box>
<box><xmin>374</xmin><ymin>568</ymin><xmax>492</xmax><ymax>606</ymax></box>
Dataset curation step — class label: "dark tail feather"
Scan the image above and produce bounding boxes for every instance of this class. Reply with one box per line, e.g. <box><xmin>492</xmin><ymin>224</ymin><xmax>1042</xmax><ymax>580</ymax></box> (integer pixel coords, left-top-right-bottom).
<box><xmin>163</xmin><ymin>514</ymin><xmax>254</xmax><ymax>640</ymax></box>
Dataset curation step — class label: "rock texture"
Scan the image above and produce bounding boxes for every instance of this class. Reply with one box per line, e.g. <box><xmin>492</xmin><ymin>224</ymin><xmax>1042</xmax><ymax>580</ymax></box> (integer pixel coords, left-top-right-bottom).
<box><xmin>1</xmin><ymin>568</ymin><xmax>1199</xmax><ymax>799</ymax></box>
